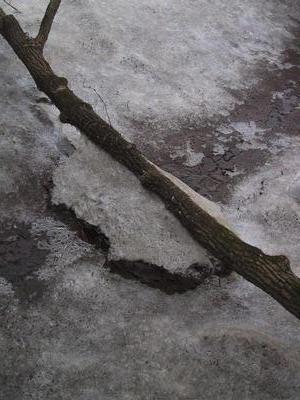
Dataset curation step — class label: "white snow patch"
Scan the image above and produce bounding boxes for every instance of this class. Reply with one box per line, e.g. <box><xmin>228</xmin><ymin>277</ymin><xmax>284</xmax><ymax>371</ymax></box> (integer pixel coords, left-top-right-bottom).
<box><xmin>230</xmin><ymin>121</ymin><xmax>267</xmax><ymax>140</ymax></box>
<box><xmin>31</xmin><ymin>218</ymin><xmax>94</xmax><ymax>280</ymax></box>
<box><xmin>5</xmin><ymin>0</ymin><xmax>300</xmax><ymax>135</ymax></box>
<box><xmin>224</xmin><ymin>166</ymin><xmax>245</xmax><ymax>178</ymax></box>
<box><xmin>225</xmin><ymin>145</ymin><xmax>300</xmax><ymax>272</ymax></box>
<box><xmin>171</xmin><ymin>140</ymin><xmax>205</xmax><ymax>167</ymax></box>
<box><xmin>51</xmin><ymin>136</ymin><xmax>233</xmax><ymax>272</ymax></box>
<box><xmin>213</xmin><ymin>143</ymin><xmax>227</xmax><ymax>156</ymax></box>
<box><xmin>184</xmin><ymin>146</ymin><xmax>205</xmax><ymax>167</ymax></box>
<box><xmin>0</xmin><ymin>278</ymin><xmax>14</xmax><ymax>297</ymax></box>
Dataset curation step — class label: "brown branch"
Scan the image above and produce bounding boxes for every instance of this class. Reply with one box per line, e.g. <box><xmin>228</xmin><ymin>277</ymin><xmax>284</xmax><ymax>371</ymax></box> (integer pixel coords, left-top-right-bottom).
<box><xmin>36</xmin><ymin>0</ymin><xmax>61</xmax><ymax>50</ymax></box>
<box><xmin>1</xmin><ymin>5</ymin><xmax>300</xmax><ymax>320</ymax></box>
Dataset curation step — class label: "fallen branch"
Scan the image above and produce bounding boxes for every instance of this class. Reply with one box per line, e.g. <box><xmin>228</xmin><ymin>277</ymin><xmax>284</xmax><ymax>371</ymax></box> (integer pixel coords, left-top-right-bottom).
<box><xmin>1</xmin><ymin>2</ymin><xmax>300</xmax><ymax>319</ymax></box>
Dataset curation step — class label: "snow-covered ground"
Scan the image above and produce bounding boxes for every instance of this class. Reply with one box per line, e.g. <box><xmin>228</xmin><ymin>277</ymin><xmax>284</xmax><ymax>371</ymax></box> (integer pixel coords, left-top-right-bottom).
<box><xmin>1</xmin><ymin>1</ymin><xmax>300</xmax><ymax>399</ymax></box>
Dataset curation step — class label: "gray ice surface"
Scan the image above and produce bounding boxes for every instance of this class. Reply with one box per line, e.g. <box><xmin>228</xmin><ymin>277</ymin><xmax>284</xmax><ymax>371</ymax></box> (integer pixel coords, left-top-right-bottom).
<box><xmin>1</xmin><ymin>1</ymin><xmax>300</xmax><ymax>399</ymax></box>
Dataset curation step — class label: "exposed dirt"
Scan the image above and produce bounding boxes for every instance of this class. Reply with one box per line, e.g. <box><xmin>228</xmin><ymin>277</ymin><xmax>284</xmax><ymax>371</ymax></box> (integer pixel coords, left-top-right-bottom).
<box><xmin>107</xmin><ymin>259</ymin><xmax>214</xmax><ymax>294</ymax></box>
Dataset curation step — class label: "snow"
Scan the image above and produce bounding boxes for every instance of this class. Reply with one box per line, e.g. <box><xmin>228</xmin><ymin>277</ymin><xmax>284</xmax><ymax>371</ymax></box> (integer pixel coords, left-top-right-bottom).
<box><xmin>230</xmin><ymin>121</ymin><xmax>267</xmax><ymax>140</ymax></box>
<box><xmin>9</xmin><ymin>0</ymin><xmax>300</xmax><ymax>137</ymax></box>
<box><xmin>225</xmin><ymin>139</ymin><xmax>300</xmax><ymax>271</ymax></box>
<box><xmin>1</xmin><ymin>0</ymin><xmax>300</xmax><ymax>399</ymax></box>
<box><xmin>171</xmin><ymin>140</ymin><xmax>205</xmax><ymax>167</ymax></box>
<box><xmin>52</xmin><ymin>135</ymin><xmax>213</xmax><ymax>273</ymax></box>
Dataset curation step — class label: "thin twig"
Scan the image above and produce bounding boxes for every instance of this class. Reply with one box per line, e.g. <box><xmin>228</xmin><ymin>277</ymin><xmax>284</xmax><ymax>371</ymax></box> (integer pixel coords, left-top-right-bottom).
<box><xmin>36</xmin><ymin>0</ymin><xmax>61</xmax><ymax>50</ymax></box>
<box><xmin>83</xmin><ymin>80</ymin><xmax>112</xmax><ymax>126</ymax></box>
<box><xmin>92</xmin><ymin>87</ymin><xmax>112</xmax><ymax>127</ymax></box>
<box><xmin>3</xmin><ymin>0</ymin><xmax>20</xmax><ymax>13</ymax></box>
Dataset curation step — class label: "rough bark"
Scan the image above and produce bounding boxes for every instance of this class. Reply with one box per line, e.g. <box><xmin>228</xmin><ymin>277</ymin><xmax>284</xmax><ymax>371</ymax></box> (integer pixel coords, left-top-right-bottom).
<box><xmin>1</xmin><ymin>2</ymin><xmax>300</xmax><ymax>319</ymax></box>
<box><xmin>36</xmin><ymin>0</ymin><xmax>61</xmax><ymax>50</ymax></box>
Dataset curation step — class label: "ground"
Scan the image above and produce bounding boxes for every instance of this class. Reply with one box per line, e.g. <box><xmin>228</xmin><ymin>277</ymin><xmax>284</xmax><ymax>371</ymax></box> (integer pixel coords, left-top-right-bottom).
<box><xmin>1</xmin><ymin>0</ymin><xmax>300</xmax><ymax>399</ymax></box>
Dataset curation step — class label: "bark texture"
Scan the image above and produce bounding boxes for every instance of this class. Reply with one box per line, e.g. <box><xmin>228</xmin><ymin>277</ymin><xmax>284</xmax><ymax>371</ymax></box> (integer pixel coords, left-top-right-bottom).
<box><xmin>36</xmin><ymin>0</ymin><xmax>61</xmax><ymax>49</ymax></box>
<box><xmin>1</xmin><ymin>2</ymin><xmax>300</xmax><ymax>319</ymax></box>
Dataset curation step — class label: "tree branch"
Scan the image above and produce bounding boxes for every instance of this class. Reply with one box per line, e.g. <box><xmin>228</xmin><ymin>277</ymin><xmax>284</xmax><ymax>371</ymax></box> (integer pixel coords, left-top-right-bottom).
<box><xmin>36</xmin><ymin>0</ymin><xmax>61</xmax><ymax>50</ymax></box>
<box><xmin>1</xmin><ymin>5</ymin><xmax>300</xmax><ymax>320</ymax></box>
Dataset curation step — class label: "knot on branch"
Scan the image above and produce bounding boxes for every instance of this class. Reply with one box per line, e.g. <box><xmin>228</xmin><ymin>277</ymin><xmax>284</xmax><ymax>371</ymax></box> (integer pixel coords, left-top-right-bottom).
<box><xmin>59</xmin><ymin>113</ymin><xmax>70</xmax><ymax>124</ymax></box>
<box><xmin>271</xmin><ymin>254</ymin><xmax>291</xmax><ymax>273</ymax></box>
<box><xmin>81</xmin><ymin>102</ymin><xmax>93</xmax><ymax>112</ymax></box>
<box><xmin>126</xmin><ymin>142</ymin><xmax>136</xmax><ymax>151</ymax></box>
<box><xmin>140</xmin><ymin>170</ymin><xmax>154</xmax><ymax>187</ymax></box>
<box><xmin>50</xmin><ymin>77</ymin><xmax>68</xmax><ymax>93</ymax></box>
